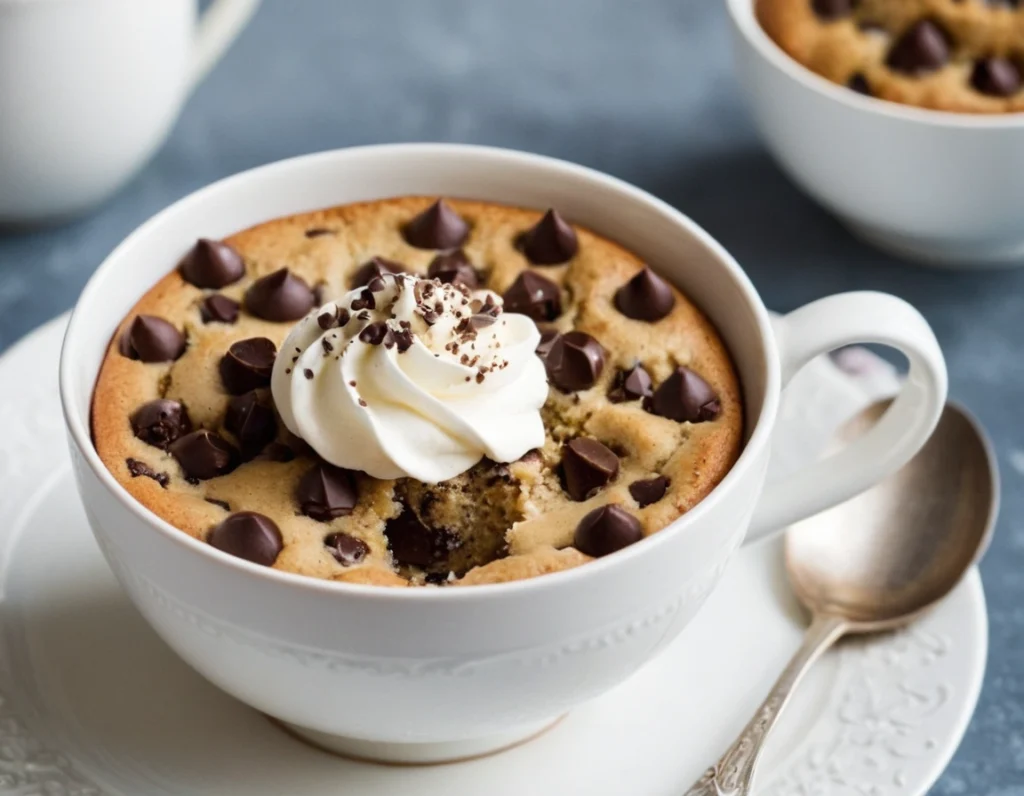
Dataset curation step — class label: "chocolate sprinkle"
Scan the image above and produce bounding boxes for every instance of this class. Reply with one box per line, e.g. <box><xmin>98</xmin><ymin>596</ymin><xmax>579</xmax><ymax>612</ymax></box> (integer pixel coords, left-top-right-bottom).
<box><xmin>219</xmin><ymin>337</ymin><xmax>277</xmax><ymax>395</ymax></box>
<box><xmin>519</xmin><ymin>209</ymin><xmax>578</xmax><ymax>265</ymax></box>
<box><xmin>208</xmin><ymin>512</ymin><xmax>282</xmax><ymax>566</ymax></box>
<box><xmin>402</xmin><ymin>200</ymin><xmax>470</xmax><ymax>250</ymax></box>
<box><xmin>562</xmin><ymin>438</ymin><xmax>620</xmax><ymax>501</ymax></box>
<box><xmin>324</xmin><ymin>532</ymin><xmax>370</xmax><ymax>566</ymax></box>
<box><xmin>130</xmin><ymin>399</ymin><xmax>192</xmax><ymax>449</ymax></box>
<box><xmin>245</xmin><ymin>268</ymin><xmax>315</xmax><ymax>322</ymax></box>
<box><xmin>296</xmin><ymin>462</ymin><xmax>359</xmax><ymax>522</ymax></box>
<box><xmin>359</xmin><ymin>321</ymin><xmax>389</xmax><ymax>345</ymax></box>
<box><xmin>574</xmin><ymin>504</ymin><xmax>643</xmax><ymax>557</ymax></box>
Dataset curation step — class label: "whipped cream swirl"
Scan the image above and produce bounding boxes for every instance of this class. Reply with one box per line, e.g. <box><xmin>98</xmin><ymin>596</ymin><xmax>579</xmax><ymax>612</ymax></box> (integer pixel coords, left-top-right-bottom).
<box><xmin>271</xmin><ymin>274</ymin><xmax>547</xmax><ymax>483</ymax></box>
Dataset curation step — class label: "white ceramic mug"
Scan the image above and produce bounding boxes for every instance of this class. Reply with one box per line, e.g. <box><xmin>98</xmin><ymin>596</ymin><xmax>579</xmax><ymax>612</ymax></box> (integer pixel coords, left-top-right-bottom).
<box><xmin>0</xmin><ymin>0</ymin><xmax>260</xmax><ymax>224</ymax></box>
<box><xmin>60</xmin><ymin>144</ymin><xmax>947</xmax><ymax>764</ymax></box>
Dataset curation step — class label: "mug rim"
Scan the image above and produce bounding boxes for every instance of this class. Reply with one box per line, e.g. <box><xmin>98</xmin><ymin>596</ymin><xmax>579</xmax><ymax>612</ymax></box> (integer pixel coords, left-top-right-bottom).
<box><xmin>59</xmin><ymin>142</ymin><xmax>781</xmax><ymax>602</ymax></box>
<box><xmin>726</xmin><ymin>0</ymin><xmax>1024</xmax><ymax>130</ymax></box>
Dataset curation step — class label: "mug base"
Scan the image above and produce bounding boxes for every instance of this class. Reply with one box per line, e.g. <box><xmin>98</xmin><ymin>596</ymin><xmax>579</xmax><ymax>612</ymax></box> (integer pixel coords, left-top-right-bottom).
<box><xmin>844</xmin><ymin>220</ymin><xmax>1024</xmax><ymax>269</ymax></box>
<box><xmin>274</xmin><ymin>715</ymin><xmax>564</xmax><ymax>765</ymax></box>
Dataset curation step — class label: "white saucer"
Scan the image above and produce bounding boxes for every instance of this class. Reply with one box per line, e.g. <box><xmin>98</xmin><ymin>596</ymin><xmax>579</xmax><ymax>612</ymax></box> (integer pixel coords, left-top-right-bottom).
<box><xmin>0</xmin><ymin>316</ymin><xmax>986</xmax><ymax>796</ymax></box>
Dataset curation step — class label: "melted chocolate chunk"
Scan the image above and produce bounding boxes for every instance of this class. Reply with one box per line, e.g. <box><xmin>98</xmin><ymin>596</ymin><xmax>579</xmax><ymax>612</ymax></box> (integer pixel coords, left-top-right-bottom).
<box><xmin>200</xmin><ymin>294</ymin><xmax>240</xmax><ymax>324</ymax></box>
<box><xmin>208</xmin><ymin>512</ymin><xmax>282</xmax><ymax>566</ymax></box>
<box><xmin>562</xmin><ymin>438</ymin><xmax>620</xmax><ymax>501</ymax></box>
<box><xmin>629</xmin><ymin>475</ymin><xmax>670</xmax><ymax>507</ymax></box>
<box><xmin>179</xmin><ymin>239</ymin><xmax>245</xmax><ymax>289</ymax></box>
<box><xmin>574</xmin><ymin>505</ymin><xmax>643</xmax><ymax>557</ymax></box>
<box><xmin>219</xmin><ymin>337</ymin><xmax>277</xmax><ymax>395</ymax></box>
<box><xmin>245</xmin><ymin>268</ymin><xmax>315</xmax><ymax>321</ymax></box>
<box><xmin>324</xmin><ymin>532</ymin><xmax>370</xmax><ymax>566</ymax></box>
<box><xmin>427</xmin><ymin>249</ymin><xmax>479</xmax><ymax>288</ymax></box>
<box><xmin>130</xmin><ymin>399</ymin><xmax>192</xmax><ymax>449</ymax></box>
<box><xmin>351</xmin><ymin>256</ymin><xmax>405</xmax><ymax>289</ymax></box>
<box><xmin>385</xmin><ymin>508</ymin><xmax>461</xmax><ymax>570</ymax></box>
<box><xmin>544</xmin><ymin>331</ymin><xmax>605</xmax><ymax>392</ymax></box>
<box><xmin>502</xmin><ymin>271</ymin><xmax>562</xmax><ymax>322</ymax></box>
<box><xmin>225</xmin><ymin>391</ymin><xmax>277</xmax><ymax>458</ymax></box>
<box><xmin>886</xmin><ymin>20</ymin><xmax>950</xmax><ymax>75</ymax></box>
<box><xmin>608</xmin><ymin>364</ymin><xmax>653</xmax><ymax>403</ymax></box>
<box><xmin>206</xmin><ymin>497</ymin><xmax>231</xmax><ymax>511</ymax></box>
<box><xmin>518</xmin><ymin>209</ymin><xmax>578</xmax><ymax>265</ymax></box>
<box><xmin>402</xmin><ymin>200</ymin><xmax>470</xmax><ymax>249</ymax></box>
<box><xmin>647</xmin><ymin>366</ymin><xmax>721</xmax><ymax>423</ymax></box>
<box><xmin>119</xmin><ymin>316</ymin><xmax>186</xmax><ymax>363</ymax></box>
<box><xmin>614</xmin><ymin>266</ymin><xmax>675</xmax><ymax>322</ymax></box>
<box><xmin>296</xmin><ymin>463</ymin><xmax>359</xmax><ymax>521</ymax></box>
<box><xmin>170</xmin><ymin>430</ymin><xmax>238</xmax><ymax>481</ymax></box>
<box><xmin>126</xmin><ymin>458</ymin><xmax>169</xmax><ymax>488</ymax></box>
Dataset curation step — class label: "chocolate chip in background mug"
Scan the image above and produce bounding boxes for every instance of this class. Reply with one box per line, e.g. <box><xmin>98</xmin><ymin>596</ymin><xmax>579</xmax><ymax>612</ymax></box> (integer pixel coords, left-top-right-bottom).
<box><xmin>200</xmin><ymin>294</ymin><xmax>240</xmax><ymax>324</ymax></box>
<box><xmin>614</xmin><ymin>266</ymin><xmax>675</xmax><ymax>323</ymax></box>
<box><xmin>544</xmin><ymin>331</ymin><xmax>605</xmax><ymax>392</ymax></box>
<box><xmin>297</xmin><ymin>462</ymin><xmax>359</xmax><ymax>521</ymax></box>
<box><xmin>574</xmin><ymin>504</ymin><xmax>643</xmax><ymax>557</ymax></box>
<box><xmin>219</xmin><ymin>337</ymin><xmax>277</xmax><ymax>395</ymax></box>
<box><xmin>562</xmin><ymin>438</ymin><xmax>620</xmax><ymax>501</ymax></box>
<box><xmin>130</xmin><ymin>399</ymin><xmax>192</xmax><ymax>449</ymax></box>
<box><xmin>629</xmin><ymin>475</ymin><xmax>670</xmax><ymax>508</ymax></box>
<box><xmin>245</xmin><ymin>268</ymin><xmax>315</xmax><ymax>322</ymax></box>
<box><xmin>208</xmin><ymin>511</ymin><xmax>283</xmax><ymax>566</ymax></box>
<box><xmin>518</xmin><ymin>209</ymin><xmax>578</xmax><ymax>265</ymax></box>
<box><xmin>324</xmin><ymin>532</ymin><xmax>370</xmax><ymax>566</ymax></box>
<box><xmin>402</xmin><ymin>200</ymin><xmax>470</xmax><ymax>250</ymax></box>
<box><xmin>170</xmin><ymin>430</ymin><xmax>238</xmax><ymax>481</ymax></box>
<box><xmin>179</xmin><ymin>238</ymin><xmax>245</xmax><ymax>289</ymax></box>
<box><xmin>119</xmin><ymin>316</ymin><xmax>186</xmax><ymax>363</ymax></box>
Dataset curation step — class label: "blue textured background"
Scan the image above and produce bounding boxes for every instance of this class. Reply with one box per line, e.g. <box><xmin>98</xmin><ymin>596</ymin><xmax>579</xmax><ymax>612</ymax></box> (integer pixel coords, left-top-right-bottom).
<box><xmin>0</xmin><ymin>2</ymin><xmax>1021</xmax><ymax>791</ymax></box>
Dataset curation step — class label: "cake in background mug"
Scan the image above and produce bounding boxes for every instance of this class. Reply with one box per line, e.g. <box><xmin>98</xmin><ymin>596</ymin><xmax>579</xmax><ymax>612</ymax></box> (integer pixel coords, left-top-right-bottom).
<box><xmin>758</xmin><ymin>0</ymin><xmax>1024</xmax><ymax>113</ymax></box>
<box><xmin>92</xmin><ymin>197</ymin><xmax>744</xmax><ymax>587</ymax></box>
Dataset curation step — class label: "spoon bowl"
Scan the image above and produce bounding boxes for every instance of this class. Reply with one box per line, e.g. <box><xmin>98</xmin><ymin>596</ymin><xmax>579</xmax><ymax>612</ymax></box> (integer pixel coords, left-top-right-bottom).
<box><xmin>786</xmin><ymin>400</ymin><xmax>999</xmax><ymax>630</ymax></box>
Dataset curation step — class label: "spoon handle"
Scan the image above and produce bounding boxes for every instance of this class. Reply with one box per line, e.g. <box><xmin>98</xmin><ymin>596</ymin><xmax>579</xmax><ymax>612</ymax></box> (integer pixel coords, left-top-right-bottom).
<box><xmin>682</xmin><ymin>613</ymin><xmax>847</xmax><ymax>796</ymax></box>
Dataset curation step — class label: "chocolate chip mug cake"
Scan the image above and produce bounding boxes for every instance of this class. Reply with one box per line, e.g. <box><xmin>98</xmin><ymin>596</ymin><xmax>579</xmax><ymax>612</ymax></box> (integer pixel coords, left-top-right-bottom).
<box><xmin>759</xmin><ymin>0</ymin><xmax>1024</xmax><ymax>113</ymax></box>
<box><xmin>92</xmin><ymin>198</ymin><xmax>743</xmax><ymax>587</ymax></box>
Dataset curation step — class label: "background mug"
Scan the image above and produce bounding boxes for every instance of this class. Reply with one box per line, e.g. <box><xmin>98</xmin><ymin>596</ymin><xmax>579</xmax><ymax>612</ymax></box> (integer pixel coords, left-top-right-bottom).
<box><xmin>0</xmin><ymin>0</ymin><xmax>260</xmax><ymax>224</ymax></box>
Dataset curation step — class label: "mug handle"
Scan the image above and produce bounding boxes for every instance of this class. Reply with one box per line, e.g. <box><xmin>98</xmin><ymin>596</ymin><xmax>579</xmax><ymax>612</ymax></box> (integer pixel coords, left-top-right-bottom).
<box><xmin>187</xmin><ymin>0</ymin><xmax>262</xmax><ymax>90</ymax></box>
<box><xmin>745</xmin><ymin>291</ymin><xmax>947</xmax><ymax>543</ymax></box>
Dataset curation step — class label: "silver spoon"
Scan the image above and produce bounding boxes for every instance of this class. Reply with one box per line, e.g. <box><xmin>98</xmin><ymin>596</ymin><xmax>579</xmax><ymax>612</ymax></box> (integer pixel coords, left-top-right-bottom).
<box><xmin>684</xmin><ymin>400</ymin><xmax>999</xmax><ymax>796</ymax></box>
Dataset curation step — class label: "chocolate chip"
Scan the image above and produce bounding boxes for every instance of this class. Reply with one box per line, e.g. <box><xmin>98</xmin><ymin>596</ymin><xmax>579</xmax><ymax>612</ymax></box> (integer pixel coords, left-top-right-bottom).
<box><xmin>614</xmin><ymin>266</ymin><xmax>675</xmax><ymax>322</ymax></box>
<box><xmin>305</xmin><ymin>228</ymin><xmax>334</xmax><ymax>238</ymax></box>
<box><xmin>359</xmin><ymin>321</ymin><xmax>390</xmax><ymax>345</ymax></box>
<box><xmin>647</xmin><ymin>366</ymin><xmax>721</xmax><ymax>423</ymax></box>
<box><xmin>351</xmin><ymin>256</ymin><xmax>404</xmax><ymax>288</ymax></box>
<box><xmin>296</xmin><ymin>462</ymin><xmax>359</xmax><ymax>521</ymax></box>
<box><xmin>886</xmin><ymin>20</ymin><xmax>950</xmax><ymax>75</ymax></box>
<box><xmin>971</xmin><ymin>57</ymin><xmax>1022</xmax><ymax>97</ymax></box>
<box><xmin>574</xmin><ymin>505</ymin><xmax>643</xmax><ymax>557</ymax></box>
<box><xmin>119</xmin><ymin>316</ymin><xmax>186</xmax><ymax>363</ymax></box>
<box><xmin>848</xmin><ymin>73</ymin><xmax>872</xmax><ymax>95</ymax></box>
<box><xmin>630</xmin><ymin>476</ymin><xmax>669</xmax><ymax>507</ymax></box>
<box><xmin>427</xmin><ymin>249</ymin><xmax>479</xmax><ymax>288</ymax></box>
<box><xmin>130</xmin><ymin>399</ymin><xmax>192</xmax><ymax>449</ymax></box>
<box><xmin>518</xmin><ymin>209</ymin><xmax>578</xmax><ymax>265</ymax></box>
<box><xmin>245</xmin><ymin>268</ymin><xmax>315</xmax><ymax>321</ymax></box>
<box><xmin>225</xmin><ymin>391</ymin><xmax>277</xmax><ymax>458</ymax></box>
<box><xmin>208</xmin><ymin>512</ymin><xmax>282</xmax><ymax>566</ymax></box>
<box><xmin>179</xmin><ymin>239</ymin><xmax>245</xmax><ymax>289</ymax></box>
<box><xmin>200</xmin><ymin>294</ymin><xmax>240</xmax><ymax>324</ymax></box>
<box><xmin>219</xmin><ymin>337</ymin><xmax>277</xmax><ymax>395</ymax></box>
<box><xmin>402</xmin><ymin>200</ymin><xmax>470</xmax><ymax>249</ymax></box>
<box><xmin>536</xmin><ymin>329</ymin><xmax>561</xmax><ymax>361</ymax></box>
<box><xmin>206</xmin><ymin>497</ymin><xmax>231</xmax><ymax>510</ymax></box>
<box><xmin>170</xmin><ymin>430</ymin><xmax>238</xmax><ymax>481</ymax></box>
<box><xmin>385</xmin><ymin>508</ymin><xmax>461</xmax><ymax>570</ymax></box>
<box><xmin>324</xmin><ymin>532</ymin><xmax>369</xmax><ymax>566</ymax></box>
<box><xmin>608</xmin><ymin>364</ymin><xmax>653</xmax><ymax>403</ymax></box>
<box><xmin>126</xmin><ymin>458</ymin><xmax>169</xmax><ymax>488</ymax></box>
<box><xmin>562</xmin><ymin>438</ymin><xmax>620</xmax><ymax>501</ymax></box>
<box><xmin>544</xmin><ymin>331</ymin><xmax>605</xmax><ymax>392</ymax></box>
<box><xmin>811</xmin><ymin>0</ymin><xmax>856</xmax><ymax>21</ymax></box>
<box><xmin>502</xmin><ymin>271</ymin><xmax>562</xmax><ymax>321</ymax></box>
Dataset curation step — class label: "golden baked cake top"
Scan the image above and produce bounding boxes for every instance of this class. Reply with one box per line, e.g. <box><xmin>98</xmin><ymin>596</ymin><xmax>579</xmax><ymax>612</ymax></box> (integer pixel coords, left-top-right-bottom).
<box><xmin>758</xmin><ymin>0</ymin><xmax>1024</xmax><ymax>113</ymax></box>
<box><xmin>92</xmin><ymin>197</ymin><xmax>743</xmax><ymax>587</ymax></box>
